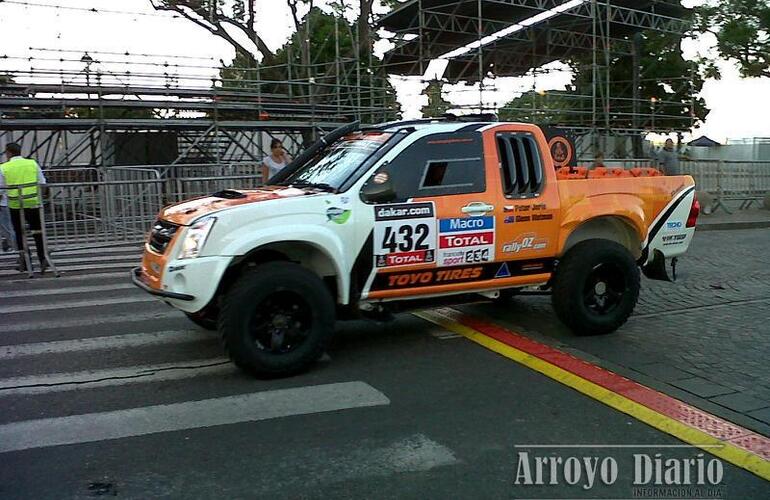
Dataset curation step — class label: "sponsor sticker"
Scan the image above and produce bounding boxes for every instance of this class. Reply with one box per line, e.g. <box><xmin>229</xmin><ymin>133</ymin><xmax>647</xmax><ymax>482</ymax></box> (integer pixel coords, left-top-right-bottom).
<box><xmin>439</xmin><ymin>231</ymin><xmax>494</xmax><ymax>249</ymax></box>
<box><xmin>502</xmin><ymin>233</ymin><xmax>548</xmax><ymax>253</ymax></box>
<box><xmin>381</xmin><ymin>266</ymin><xmax>484</xmax><ymax>289</ymax></box>
<box><xmin>436</xmin><ymin>215</ymin><xmax>495</xmax><ymax>266</ymax></box>
<box><xmin>662</xmin><ymin>233</ymin><xmax>688</xmax><ymax>246</ymax></box>
<box><xmin>666</xmin><ymin>221</ymin><xmax>684</xmax><ymax>231</ymax></box>
<box><xmin>374</xmin><ymin>202</ymin><xmax>437</xmax><ymax>268</ymax></box>
<box><xmin>370</xmin><ymin>259</ymin><xmax>555</xmax><ymax>291</ymax></box>
<box><xmin>439</xmin><ymin>216</ymin><xmax>494</xmax><ymax>233</ymax></box>
<box><xmin>326</xmin><ymin>206</ymin><xmax>351</xmax><ymax>224</ymax></box>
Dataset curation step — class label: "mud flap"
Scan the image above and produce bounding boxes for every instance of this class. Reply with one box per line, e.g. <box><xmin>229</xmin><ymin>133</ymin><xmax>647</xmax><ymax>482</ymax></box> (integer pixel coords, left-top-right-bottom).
<box><xmin>641</xmin><ymin>250</ymin><xmax>676</xmax><ymax>282</ymax></box>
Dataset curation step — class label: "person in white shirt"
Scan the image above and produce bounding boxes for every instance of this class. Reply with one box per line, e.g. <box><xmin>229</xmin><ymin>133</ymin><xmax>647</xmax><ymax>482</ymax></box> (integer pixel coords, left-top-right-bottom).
<box><xmin>262</xmin><ymin>139</ymin><xmax>291</xmax><ymax>183</ymax></box>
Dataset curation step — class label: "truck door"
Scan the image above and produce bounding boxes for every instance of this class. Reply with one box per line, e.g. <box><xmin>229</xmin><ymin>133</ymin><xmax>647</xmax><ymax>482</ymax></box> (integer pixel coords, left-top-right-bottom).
<box><xmin>363</xmin><ymin>129</ymin><xmax>496</xmax><ymax>299</ymax></box>
<box><xmin>490</xmin><ymin>129</ymin><xmax>560</xmax><ymax>279</ymax></box>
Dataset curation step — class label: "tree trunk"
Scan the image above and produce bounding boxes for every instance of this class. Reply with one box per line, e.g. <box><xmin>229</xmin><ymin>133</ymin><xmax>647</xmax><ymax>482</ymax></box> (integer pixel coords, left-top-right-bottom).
<box><xmin>357</xmin><ymin>0</ymin><xmax>373</xmax><ymax>63</ymax></box>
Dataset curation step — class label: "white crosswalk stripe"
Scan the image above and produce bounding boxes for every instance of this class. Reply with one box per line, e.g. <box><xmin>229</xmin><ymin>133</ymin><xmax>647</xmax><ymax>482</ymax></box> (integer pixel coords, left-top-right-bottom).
<box><xmin>0</xmin><ymin>261</ymin><xmax>137</xmax><ymax>277</ymax></box>
<box><xmin>0</xmin><ymin>244</ymin><xmax>404</xmax><ymax>467</ymax></box>
<box><xmin>0</xmin><ymin>295</ymin><xmax>158</xmax><ymax>314</ymax></box>
<box><xmin>0</xmin><ymin>330</ymin><xmax>214</xmax><ymax>359</ymax></box>
<box><xmin>0</xmin><ymin>358</ymin><xmax>233</xmax><ymax>396</ymax></box>
<box><xmin>0</xmin><ymin>382</ymin><xmax>391</xmax><ymax>453</ymax></box>
<box><xmin>0</xmin><ymin>309</ymin><xmax>180</xmax><ymax>333</ymax></box>
<box><xmin>1</xmin><ymin>270</ymin><xmax>132</xmax><ymax>285</ymax></box>
<box><xmin>0</xmin><ymin>283</ymin><xmax>136</xmax><ymax>298</ymax></box>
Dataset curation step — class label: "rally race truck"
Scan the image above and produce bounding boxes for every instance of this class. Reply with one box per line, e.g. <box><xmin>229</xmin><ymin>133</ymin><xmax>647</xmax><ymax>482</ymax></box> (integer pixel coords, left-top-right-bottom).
<box><xmin>132</xmin><ymin>118</ymin><xmax>700</xmax><ymax>377</ymax></box>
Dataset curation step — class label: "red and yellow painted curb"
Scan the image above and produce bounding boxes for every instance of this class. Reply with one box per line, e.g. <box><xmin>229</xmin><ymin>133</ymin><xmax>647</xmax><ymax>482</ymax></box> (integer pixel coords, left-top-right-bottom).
<box><xmin>414</xmin><ymin>307</ymin><xmax>770</xmax><ymax>481</ymax></box>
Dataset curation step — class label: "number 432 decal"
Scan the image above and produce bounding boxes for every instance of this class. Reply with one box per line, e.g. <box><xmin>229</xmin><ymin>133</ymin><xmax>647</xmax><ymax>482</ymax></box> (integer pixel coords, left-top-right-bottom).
<box><xmin>373</xmin><ymin>202</ymin><xmax>437</xmax><ymax>268</ymax></box>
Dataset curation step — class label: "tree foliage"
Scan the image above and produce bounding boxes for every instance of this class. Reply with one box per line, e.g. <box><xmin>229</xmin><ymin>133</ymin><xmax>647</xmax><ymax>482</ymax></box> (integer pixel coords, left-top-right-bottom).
<box><xmin>695</xmin><ymin>0</ymin><xmax>770</xmax><ymax>78</ymax></box>
<box><xmin>214</xmin><ymin>5</ymin><xmax>399</xmax><ymax>122</ymax></box>
<box><xmin>499</xmin><ymin>30</ymin><xmax>708</xmax><ymax>132</ymax></box>
<box><xmin>420</xmin><ymin>80</ymin><xmax>451</xmax><ymax>117</ymax></box>
<box><xmin>498</xmin><ymin>90</ymin><xmax>577</xmax><ymax>124</ymax></box>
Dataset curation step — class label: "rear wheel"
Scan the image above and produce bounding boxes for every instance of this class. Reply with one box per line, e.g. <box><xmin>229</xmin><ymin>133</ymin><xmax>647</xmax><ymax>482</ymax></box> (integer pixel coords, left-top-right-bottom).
<box><xmin>219</xmin><ymin>262</ymin><xmax>335</xmax><ymax>377</ymax></box>
<box><xmin>552</xmin><ymin>239</ymin><xmax>640</xmax><ymax>336</ymax></box>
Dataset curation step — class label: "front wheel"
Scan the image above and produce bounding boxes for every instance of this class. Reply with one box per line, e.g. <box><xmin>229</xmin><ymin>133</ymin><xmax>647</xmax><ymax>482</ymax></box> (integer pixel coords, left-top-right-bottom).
<box><xmin>219</xmin><ymin>262</ymin><xmax>335</xmax><ymax>377</ymax></box>
<box><xmin>552</xmin><ymin>239</ymin><xmax>640</xmax><ymax>336</ymax></box>
<box><xmin>184</xmin><ymin>308</ymin><xmax>218</xmax><ymax>331</ymax></box>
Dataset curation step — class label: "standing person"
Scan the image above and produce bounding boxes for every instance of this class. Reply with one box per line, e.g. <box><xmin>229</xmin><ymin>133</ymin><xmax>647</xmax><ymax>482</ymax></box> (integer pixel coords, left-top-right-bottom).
<box><xmin>262</xmin><ymin>139</ymin><xmax>291</xmax><ymax>183</ymax></box>
<box><xmin>654</xmin><ymin>138</ymin><xmax>681</xmax><ymax>176</ymax></box>
<box><xmin>593</xmin><ymin>152</ymin><xmax>606</xmax><ymax>169</ymax></box>
<box><xmin>0</xmin><ymin>143</ymin><xmax>49</xmax><ymax>272</ymax></box>
<box><xmin>0</xmin><ymin>168</ymin><xmax>17</xmax><ymax>252</ymax></box>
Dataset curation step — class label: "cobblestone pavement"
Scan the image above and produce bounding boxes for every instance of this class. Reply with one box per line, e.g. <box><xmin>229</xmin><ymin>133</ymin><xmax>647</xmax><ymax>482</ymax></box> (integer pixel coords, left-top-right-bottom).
<box><xmin>464</xmin><ymin>228</ymin><xmax>770</xmax><ymax>433</ymax></box>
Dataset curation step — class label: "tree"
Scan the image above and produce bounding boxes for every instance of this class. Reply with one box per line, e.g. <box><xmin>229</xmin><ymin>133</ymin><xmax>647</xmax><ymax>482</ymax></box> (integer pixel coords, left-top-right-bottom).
<box><xmin>150</xmin><ymin>1</ymin><xmax>275</xmax><ymax>64</ymax></box>
<box><xmin>498</xmin><ymin>30</ymin><xmax>709</xmax><ymax>133</ymax></box>
<box><xmin>695</xmin><ymin>0</ymin><xmax>770</xmax><ymax>78</ymax></box>
<box><xmin>420</xmin><ymin>79</ymin><xmax>451</xmax><ymax>117</ymax></box>
<box><xmin>217</xmin><ymin>5</ymin><xmax>400</xmax><ymax>121</ymax></box>
<box><xmin>498</xmin><ymin>90</ymin><xmax>577</xmax><ymax>124</ymax></box>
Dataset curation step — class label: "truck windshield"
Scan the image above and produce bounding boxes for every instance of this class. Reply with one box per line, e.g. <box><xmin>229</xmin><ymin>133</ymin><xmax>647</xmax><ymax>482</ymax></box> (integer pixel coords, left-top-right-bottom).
<box><xmin>278</xmin><ymin>131</ymin><xmax>394</xmax><ymax>190</ymax></box>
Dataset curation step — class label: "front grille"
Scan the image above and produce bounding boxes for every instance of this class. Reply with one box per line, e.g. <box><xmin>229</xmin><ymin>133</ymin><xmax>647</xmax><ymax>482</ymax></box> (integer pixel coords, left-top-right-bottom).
<box><xmin>149</xmin><ymin>219</ymin><xmax>179</xmax><ymax>254</ymax></box>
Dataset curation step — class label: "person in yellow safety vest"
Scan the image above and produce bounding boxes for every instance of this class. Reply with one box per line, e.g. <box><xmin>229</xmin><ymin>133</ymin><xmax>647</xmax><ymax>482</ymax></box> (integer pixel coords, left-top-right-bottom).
<box><xmin>0</xmin><ymin>143</ymin><xmax>49</xmax><ymax>272</ymax></box>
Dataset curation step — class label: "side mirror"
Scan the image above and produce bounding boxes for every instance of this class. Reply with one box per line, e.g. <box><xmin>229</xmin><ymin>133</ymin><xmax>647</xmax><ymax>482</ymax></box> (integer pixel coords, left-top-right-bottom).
<box><xmin>361</xmin><ymin>177</ymin><xmax>397</xmax><ymax>203</ymax></box>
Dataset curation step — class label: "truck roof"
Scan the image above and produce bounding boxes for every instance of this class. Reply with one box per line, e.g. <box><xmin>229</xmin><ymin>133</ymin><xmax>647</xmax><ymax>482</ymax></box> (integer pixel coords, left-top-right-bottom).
<box><xmin>368</xmin><ymin>114</ymin><xmax>521</xmax><ymax>134</ymax></box>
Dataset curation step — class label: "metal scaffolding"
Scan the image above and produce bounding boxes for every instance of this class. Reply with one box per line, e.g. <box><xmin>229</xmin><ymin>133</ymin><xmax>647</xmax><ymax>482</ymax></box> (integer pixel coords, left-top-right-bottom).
<box><xmin>378</xmin><ymin>0</ymin><xmax>697</xmax><ymax>157</ymax></box>
<box><xmin>1</xmin><ymin>45</ymin><xmax>399</xmax><ymax>167</ymax></box>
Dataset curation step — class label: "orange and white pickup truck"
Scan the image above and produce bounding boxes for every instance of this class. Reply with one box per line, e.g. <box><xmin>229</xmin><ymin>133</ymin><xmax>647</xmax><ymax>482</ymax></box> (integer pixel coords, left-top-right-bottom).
<box><xmin>132</xmin><ymin>119</ymin><xmax>699</xmax><ymax>377</ymax></box>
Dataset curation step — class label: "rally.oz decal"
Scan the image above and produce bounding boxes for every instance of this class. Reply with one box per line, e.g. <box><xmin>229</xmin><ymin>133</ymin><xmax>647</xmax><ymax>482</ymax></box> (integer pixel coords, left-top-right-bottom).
<box><xmin>437</xmin><ymin>216</ymin><xmax>495</xmax><ymax>267</ymax></box>
<box><xmin>374</xmin><ymin>202</ymin><xmax>437</xmax><ymax>268</ymax></box>
<box><xmin>502</xmin><ymin>233</ymin><xmax>548</xmax><ymax>253</ymax></box>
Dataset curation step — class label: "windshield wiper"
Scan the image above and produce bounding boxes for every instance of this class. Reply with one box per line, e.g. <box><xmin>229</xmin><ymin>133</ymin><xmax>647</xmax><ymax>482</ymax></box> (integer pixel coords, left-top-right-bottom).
<box><xmin>279</xmin><ymin>182</ymin><xmax>338</xmax><ymax>193</ymax></box>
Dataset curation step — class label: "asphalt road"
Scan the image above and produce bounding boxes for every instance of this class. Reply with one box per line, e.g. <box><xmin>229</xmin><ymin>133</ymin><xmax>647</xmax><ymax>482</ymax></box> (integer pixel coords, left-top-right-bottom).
<box><xmin>0</xmin><ymin>235</ymin><xmax>768</xmax><ymax>499</ymax></box>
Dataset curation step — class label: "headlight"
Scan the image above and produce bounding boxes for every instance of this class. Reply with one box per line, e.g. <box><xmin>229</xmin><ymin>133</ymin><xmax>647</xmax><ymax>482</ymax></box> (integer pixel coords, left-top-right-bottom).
<box><xmin>178</xmin><ymin>217</ymin><xmax>216</xmax><ymax>259</ymax></box>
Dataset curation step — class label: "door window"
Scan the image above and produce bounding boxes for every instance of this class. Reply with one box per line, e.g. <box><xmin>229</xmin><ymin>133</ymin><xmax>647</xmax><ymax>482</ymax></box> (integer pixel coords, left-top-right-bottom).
<box><xmin>372</xmin><ymin>132</ymin><xmax>485</xmax><ymax>202</ymax></box>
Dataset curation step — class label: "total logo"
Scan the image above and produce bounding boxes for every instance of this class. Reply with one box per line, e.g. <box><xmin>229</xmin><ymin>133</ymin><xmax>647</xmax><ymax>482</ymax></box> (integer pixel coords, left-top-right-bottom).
<box><xmin>666</xmin><ymin>221</ymin><xmax>683</xmax><ymax>230</ymax></box>
<box><xmin>502</xmin><ymin>233</ymin><xmax>548</xmax><ymax>253</ymax></box>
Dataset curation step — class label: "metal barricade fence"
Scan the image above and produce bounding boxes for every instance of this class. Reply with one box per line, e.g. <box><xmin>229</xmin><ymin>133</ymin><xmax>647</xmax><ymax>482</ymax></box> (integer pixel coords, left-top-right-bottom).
<box><xmin>3</xmin><ymin>159</ymin><xmax>765</xmax><ymax>257</ymax></box>
<box><xmin>43</xmin><ymin>178</ymin><xmax>165</xmax><ymax>251</ymax></box>
<box><xmin>683</xmin><ymin>160</ymin><xmax>770</xmax><ymax>211</ymax></box>
<box><xmin>3</xmin><ymin>169</ymin><xmax>262</xmax><ymax>255</ymax></box>
<box><xmin>0</xmin><ymin>182</ymin><xmax>60</xmax><ymax>277</ymax></box>
<box><xmin>578</xmin><ymin>158</ymin><xmax>654</xmax><ymax>169</ymax></box>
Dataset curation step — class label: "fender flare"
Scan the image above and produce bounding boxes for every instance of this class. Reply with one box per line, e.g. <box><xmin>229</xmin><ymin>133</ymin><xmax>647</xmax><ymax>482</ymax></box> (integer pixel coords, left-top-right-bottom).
<box><xmin>219</xmin><ymin>226</ymin><xmax>350</xmax><ymax>304</ymax></box>
<box><xmin>558</xmin><ymin>194</ymin><xmax>647</xmax><ymax>257</ymax></box>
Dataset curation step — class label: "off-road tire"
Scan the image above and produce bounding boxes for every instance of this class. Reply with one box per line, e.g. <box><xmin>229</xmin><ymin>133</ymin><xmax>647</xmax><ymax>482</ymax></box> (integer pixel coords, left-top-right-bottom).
<box><xmin>552</xmin><ymin>239</ymin><xmax>640</xmax><ymax>336</ymax></box>
<box><xmin>184</xmin><ymin>309</ymin><xmax>218</xmax><ymax>331</ymax></box>
<box><xmin>219</xmin><ymin>262</ymin><xmax>335</xmax><ymax>377</ymax></box>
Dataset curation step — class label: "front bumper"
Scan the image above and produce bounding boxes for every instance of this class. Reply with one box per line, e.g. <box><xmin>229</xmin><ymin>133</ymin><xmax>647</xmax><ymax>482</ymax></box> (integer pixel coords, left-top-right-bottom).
<box><xmin>131</xmin><ymin>267</ymin><xmax>195</xmax><ymax>301</ymax></box>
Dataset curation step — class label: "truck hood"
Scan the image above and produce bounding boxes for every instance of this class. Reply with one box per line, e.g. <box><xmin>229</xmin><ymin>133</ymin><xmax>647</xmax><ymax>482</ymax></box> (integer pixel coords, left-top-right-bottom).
<box><xmin>161</xmin><ymin>186</ymin><xmax>316</xmax><ymax>225</ymax></box>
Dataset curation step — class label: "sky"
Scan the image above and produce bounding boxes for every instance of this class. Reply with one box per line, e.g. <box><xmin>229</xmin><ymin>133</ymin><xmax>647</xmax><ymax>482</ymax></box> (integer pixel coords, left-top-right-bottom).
<box><xmin>0</xmin><ymin>0</ymin><xmax>768</xmax><ymax>143</ymax></box>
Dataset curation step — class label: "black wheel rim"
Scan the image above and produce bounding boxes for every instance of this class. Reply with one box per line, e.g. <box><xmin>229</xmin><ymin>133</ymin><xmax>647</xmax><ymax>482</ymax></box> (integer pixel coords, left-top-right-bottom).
<box><xmin>583</xmin><ymin>263</ymin><xmax>625</xmax><ymax>315</ymax></box>
<box><xmin>249</xmin><ymin>291</ymin><xmax>312</xmax><ymax>353</ymax></box>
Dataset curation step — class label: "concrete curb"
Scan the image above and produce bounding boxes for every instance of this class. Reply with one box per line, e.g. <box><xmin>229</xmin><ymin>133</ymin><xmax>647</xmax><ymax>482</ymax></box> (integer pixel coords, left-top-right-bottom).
<box><xmin>697</xmin><ymin>220</ymin><xmax>770</xmax><ymax>231</ymax></box>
